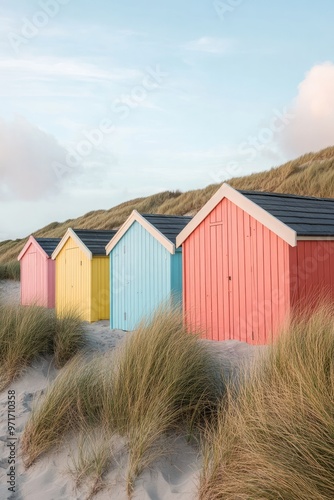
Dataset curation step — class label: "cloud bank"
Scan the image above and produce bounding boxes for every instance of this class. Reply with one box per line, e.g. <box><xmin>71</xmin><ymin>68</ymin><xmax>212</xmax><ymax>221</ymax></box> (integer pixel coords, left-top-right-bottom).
<box><xmin>280</xmin><ymin>62</ymin><xmax>334</xmax><ymax>156</ymax></box>
<box><xmin>0</xmin><ymin>116</ymin><xmax>68</xmax><ymax>200</ymax></box>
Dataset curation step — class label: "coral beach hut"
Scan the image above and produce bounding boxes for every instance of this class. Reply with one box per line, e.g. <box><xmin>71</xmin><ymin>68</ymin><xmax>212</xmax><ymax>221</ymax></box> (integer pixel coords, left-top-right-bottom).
<box><xmin>52</xmin><ymin>229</ymin><xmax>116</xmax><ymax>322</ymax></box>
<box><xmin>106</xmin><ymin>210</ymin><xmax>192</xmax><ymax>330</ymax></box>
<box><xmin>176</xmin><ymin>183</ymin><xmax>334</xmax><ymax>344</ymax></box>
<box><xmin>17</xmin><ymin>236</ymin><xmax>61</xmax><ymax>308</ymax></box>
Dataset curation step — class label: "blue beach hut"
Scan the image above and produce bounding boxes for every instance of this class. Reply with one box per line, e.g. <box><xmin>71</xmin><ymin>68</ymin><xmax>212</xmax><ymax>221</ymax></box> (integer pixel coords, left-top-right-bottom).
<box><xmin>105</xmin><ymin>210</ymin><xmax>192</xmax><ymax>330</ymax></box>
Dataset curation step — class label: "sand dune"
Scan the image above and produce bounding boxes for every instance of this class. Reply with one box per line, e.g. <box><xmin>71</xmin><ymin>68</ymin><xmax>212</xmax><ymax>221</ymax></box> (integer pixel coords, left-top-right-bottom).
<box><xmin>0</xmin><ymin>280</ymin><xmax>263</xmax><ymax>499</ymax></box>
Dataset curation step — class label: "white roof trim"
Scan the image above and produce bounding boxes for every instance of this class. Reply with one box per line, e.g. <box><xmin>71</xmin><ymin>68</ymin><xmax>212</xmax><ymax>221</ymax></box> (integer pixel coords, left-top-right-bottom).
<box><xmin>297</xmin><ymin>236</ymin><xmax>334</xmax><ymax>241</ymax></box>
<box><xmin>51</xmin><ymin>228</ymin><xmax>93</xmax><ymax>260</ymax></box>
<box><xmin>106</xmin><ymin>210</ymin><xmax>175</xmax><ymax>255</ymax></box>
<box><xmin>17</xmin><ymin>235</ymin><xmax>49</xmax><ymax>261</ymax></box>
<box><xmin>176</xmin><ymin>183</ymin><xmax>297</xmax><ymax>248</ymax></box>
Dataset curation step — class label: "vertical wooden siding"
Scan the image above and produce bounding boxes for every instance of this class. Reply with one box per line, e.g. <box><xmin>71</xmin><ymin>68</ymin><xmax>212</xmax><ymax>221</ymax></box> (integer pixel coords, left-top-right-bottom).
<box><xmin>46</xmin><ymin>259</ymin><xmax>56</xmax><ymax>308</ymax></box>
<box><xmin>170</xmin><ymin>249</ymin><xmax>183</xmax><ymax>308</ymax></box>
<box><xmin>183</xmin><ymin>198</ymin><xmax>290</xmax><ymax>344</ymax></box>
<box><xmin>91</xmin><ymin>257</ymin><xmax>110</xmax><ymax>322</ymax></box>
<box><xmin>20</xmin><ymin>243</ymin><xmax>49</xmax><ymax>307</ymax></box>
<box><xmin>110</xmin><ymin>221</ymin><xmax>171</xmax><ymax>330</ymax></box>
<box><xmin>55</xmin><ymin>238</ymin><xmax>91</xmax><ymax>321</ymax></box>
<box><xmin>290</xmin><ymin>240</ymin><xmax>334</xmax><ymax>311</ymax></box>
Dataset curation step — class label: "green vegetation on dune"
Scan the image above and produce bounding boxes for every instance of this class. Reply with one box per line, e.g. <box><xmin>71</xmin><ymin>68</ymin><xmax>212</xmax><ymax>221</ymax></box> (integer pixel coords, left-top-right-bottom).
<box><xmin>0</xmin><ymin>261</ymin><xmax>20</xmax><ymax>280</ymax></box>
<box><xmin>1</xmin><ymin>146</ymin><xmax>334</xmax><ymax>264</ymax></box>
<box><xmin>0</xmin><ymin>302</ymin><xmax>85</xmax><ymax>390</ymax></box>
<box><xmin>20</xmin><ymin>305</ymin><xmax>334</xmax><ymax>498</ymax></box>
<box><xmin>21</xmin><ymin>309</ymin><xmax>225</xmax><ymax>495</ymax></box>
<box><xmin>200</xmin><ymin>305</ymin><xmax>334</xmax><ymax>500</ymax></box>
<box><xmin>229</xmin><ymin>147</ymin><xmax>334</xmax><ymax>196</ymax></box>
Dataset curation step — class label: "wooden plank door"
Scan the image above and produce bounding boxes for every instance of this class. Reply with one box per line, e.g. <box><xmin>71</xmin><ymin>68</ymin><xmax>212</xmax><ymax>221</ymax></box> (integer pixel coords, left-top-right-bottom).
<box><xmin>26</xmin><ymin>252</ymin><xmax>37</xmax><ymax>304</ymax></box>
<box><xmin>210</xmin><ymin>221</ymin><xmax>231</xmax><ymax>340</ymax></box>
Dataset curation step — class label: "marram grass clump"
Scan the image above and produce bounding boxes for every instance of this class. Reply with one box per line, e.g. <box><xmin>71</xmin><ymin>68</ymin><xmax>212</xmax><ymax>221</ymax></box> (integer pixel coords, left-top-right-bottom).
<box><xmin>0</xmin><ymin>260</ymin><xmax>20</xmax><ymax>280</ymax></box>
<box><xmin>200</xmin><ymin>306</ymin><xmax>334</xmax><ymax>500</ymax></box>
<box><xmin>21</xmin><ymin>308</ymin><xmax>226</xmax><ymax>495</ymax></box>
<box><xmin>0</xmin><ymin>302</ymin><xmax>85</xmax><ymax>390</ymax></box>
<box><xmin>0</xmin><ymin>304</ymin><xmax>54</xmax><ymax>390</ymax></box>
<box><xmin>68</xmin><ymin>426</ymin><xmax>114</xmax><ymax>499</ymax></box>
<box><xmin>103</xmin><ymin>308</ymin><xmax>225</xmax><ymax>493</ymax></box>
<box><xmin>21</xmin><ymin>354</ymin><xmax>105</xmax><ymax>468</ymax></box>
<box><xmin>53</xmin><ymin>310</ymin><xmax>85</xmax><ymax>368</ymax></box>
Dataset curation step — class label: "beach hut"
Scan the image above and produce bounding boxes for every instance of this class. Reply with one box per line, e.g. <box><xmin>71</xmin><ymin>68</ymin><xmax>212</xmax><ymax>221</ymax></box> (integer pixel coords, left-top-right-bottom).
<box><xmin>52</xmin><ymin>229</ymin><xmax>116</xmax><ymax>322</ymax></box>
<box><xmin>106</xmin><ymin>210</ymin><xmax>192</xmax><ymax>330</ymax></box>
<box><xmin>17</xmin><ymin>236</ymin><xmax>61</xmax><ymax>308</ymax></box>
<box><xmin>176</xmin><ymin>183</ymin><xmax>334</xmax><ymax>344</ymax></box>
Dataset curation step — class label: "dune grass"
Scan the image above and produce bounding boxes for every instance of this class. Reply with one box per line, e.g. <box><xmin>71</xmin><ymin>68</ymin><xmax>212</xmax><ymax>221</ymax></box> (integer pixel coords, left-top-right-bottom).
<box><xmin>69</xmin><ymin>427</ymin><xmax>114</xmax><ymax>499</ymax></box>
<box><xmin>0</xmin><ymin>261</ymin><xmax>20</xmax><ymax>280</ymax></box>
<box><xmin>21</xmin><ymin>355</ymin><xmax>105</xmax><ymax>468</ymax></box>
<box><xmin>103</xmin><ymin>310</ymin><xmax>225</xmax><ymax>493</ymax></box>
<box><xmin>53</xmin><ymin>310</ymin><xmax>85</xmax><ymax>368</ymax></box>
<box><xmin>20</xmin><ymin>305</ymin><xmax>334</xmax><ymax>498</ymax></box>
<box><xmin>0</xmin><ymin>302</ymin><xmax>85</xmax><ymax>391</ymax></box>
<box><xmin>21</xmin><ymin>309</ymin><xmax>225</xmax><ymax>495</ymax></box>
<box><xmin>0</xmin><ymin>304</ymin><xmax>54</xmax><ymax>390</ymax></box>
<box><xmin>200</xmin><ymin>306</ymin><xmax>334</xmax><ymax>500</ymax></box>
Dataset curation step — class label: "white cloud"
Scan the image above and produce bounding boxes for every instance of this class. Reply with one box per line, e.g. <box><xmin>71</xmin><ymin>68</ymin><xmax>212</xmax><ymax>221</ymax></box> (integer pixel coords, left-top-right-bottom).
<box><xmin>185</xmin><ymin>36</ymin><xmax>234</xmax><ymax>55</ymax></box>
<box><xmin>0</xmin><ymin>115</ymin><xmax>69</xmax><ymax>201</ymax></box>
<box><xmin>280</xmin><ymin>62</ymin><xmax>334</xmax><ymax>156</ymax></box>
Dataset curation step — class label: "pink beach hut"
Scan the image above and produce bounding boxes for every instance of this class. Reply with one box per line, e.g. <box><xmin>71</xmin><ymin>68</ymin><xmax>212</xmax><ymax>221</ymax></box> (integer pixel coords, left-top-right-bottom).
<box><xmin>177</xmin><ymin>183</ymin><xmax>334</xmax><ymax>345</ymax></box>
<box><xmin>17</xmin><ymin>236</ymin><xmax>61</xmax><ymax>308</ymax></box>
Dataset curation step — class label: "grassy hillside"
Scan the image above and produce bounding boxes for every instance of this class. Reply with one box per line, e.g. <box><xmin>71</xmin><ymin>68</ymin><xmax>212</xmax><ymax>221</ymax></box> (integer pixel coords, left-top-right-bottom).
<box><xmin>1</xmin><ymin>146</ymin><xmax>334</xmax><ymax>264</ymax></box>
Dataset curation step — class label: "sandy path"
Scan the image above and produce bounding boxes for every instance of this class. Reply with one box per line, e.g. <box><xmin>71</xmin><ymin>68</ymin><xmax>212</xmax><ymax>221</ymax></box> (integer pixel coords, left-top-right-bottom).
<box><xmin>83</xmin><ymin>320</ymin><xmax>126</xmax><ymax>352</ymax></box>
<box><xmin>0</xmin><ymin>280</ymin><xmax>20</xmax><ymax>306</ymax></box>
<box><xmin>0</xmin><ymin>280</ymin><xmax>264</xmax><ymax>499</ymax></box>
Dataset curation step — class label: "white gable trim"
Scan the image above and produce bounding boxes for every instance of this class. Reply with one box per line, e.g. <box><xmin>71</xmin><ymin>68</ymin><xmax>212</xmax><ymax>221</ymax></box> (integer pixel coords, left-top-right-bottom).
<box><xmin>51</xmin><ymin>228</ymin><xmax>92</xmax><ymax>260</ymax></box>
<box><xmin>17</xmin><ymin>235</ymin><xmax>49</xmax><ymax>261</ymax></box>
<box><xmin>105</xmin><ymin>210</ymin><xmax>175</xmax><ymax>255</ymax></box>
<box><xmin>176</xmin><ymin>183</ymin><xmax>297</xmax><ymax>248</ymax></box>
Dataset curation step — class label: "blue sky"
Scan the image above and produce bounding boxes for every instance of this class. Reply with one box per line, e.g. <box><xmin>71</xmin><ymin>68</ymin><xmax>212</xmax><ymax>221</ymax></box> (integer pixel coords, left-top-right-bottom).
<box><xmin>1</xmin><ymin>0</ymin><xmax>334</xmax><ymax>240</ymax></box>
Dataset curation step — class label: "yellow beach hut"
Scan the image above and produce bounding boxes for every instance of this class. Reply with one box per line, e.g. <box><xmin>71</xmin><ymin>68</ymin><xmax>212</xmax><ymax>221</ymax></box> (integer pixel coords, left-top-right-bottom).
<box><xmin>52</xmin><ymin>228</ymin><xmax>116</xmax><ymax>322</ymax></box>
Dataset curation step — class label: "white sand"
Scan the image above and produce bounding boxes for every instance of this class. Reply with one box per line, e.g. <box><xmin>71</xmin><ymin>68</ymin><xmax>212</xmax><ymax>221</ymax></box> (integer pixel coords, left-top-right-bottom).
<box><xmin>0</xmin><ymin>280</ymin><xmax>20</xmax><ymax>306</ymax></box>
<box><xmin>0</xmin><ymin>280</ymin><xmax>264</xmax><ymax>499</ymax></box>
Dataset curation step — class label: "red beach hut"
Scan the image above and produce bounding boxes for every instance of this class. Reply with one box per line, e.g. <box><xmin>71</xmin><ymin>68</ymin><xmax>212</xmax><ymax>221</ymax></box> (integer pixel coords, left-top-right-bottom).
<box><xmin>176</xmin><ymin>183</ymin><xmax>334</xmax><ymax>344</ymax></box>
<box><xmin>18</xmin><ymin>236</ymin><xmax>61</xmax><ymax>308</ymax></box>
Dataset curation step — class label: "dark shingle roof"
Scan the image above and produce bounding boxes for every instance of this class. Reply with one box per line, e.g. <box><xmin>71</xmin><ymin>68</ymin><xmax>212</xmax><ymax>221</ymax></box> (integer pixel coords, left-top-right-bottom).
<box><xmin>240</xmin><ymin>190</ymin><xmax>334</xmax><ymax>236</ymax></box>
<box><xmin>35</xmin><ymin>238</ymin><xmax>61</xmax><ymax>257</ymax></box>
<box><xmin>72</xmin><ymin>229</ymin><xmax>117</xmax><ymax>255</ymax></box>
<box><xmin>141</xmin><ymin>214</ymin><xmax>193</xmax><ymax>245</ymax></box>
